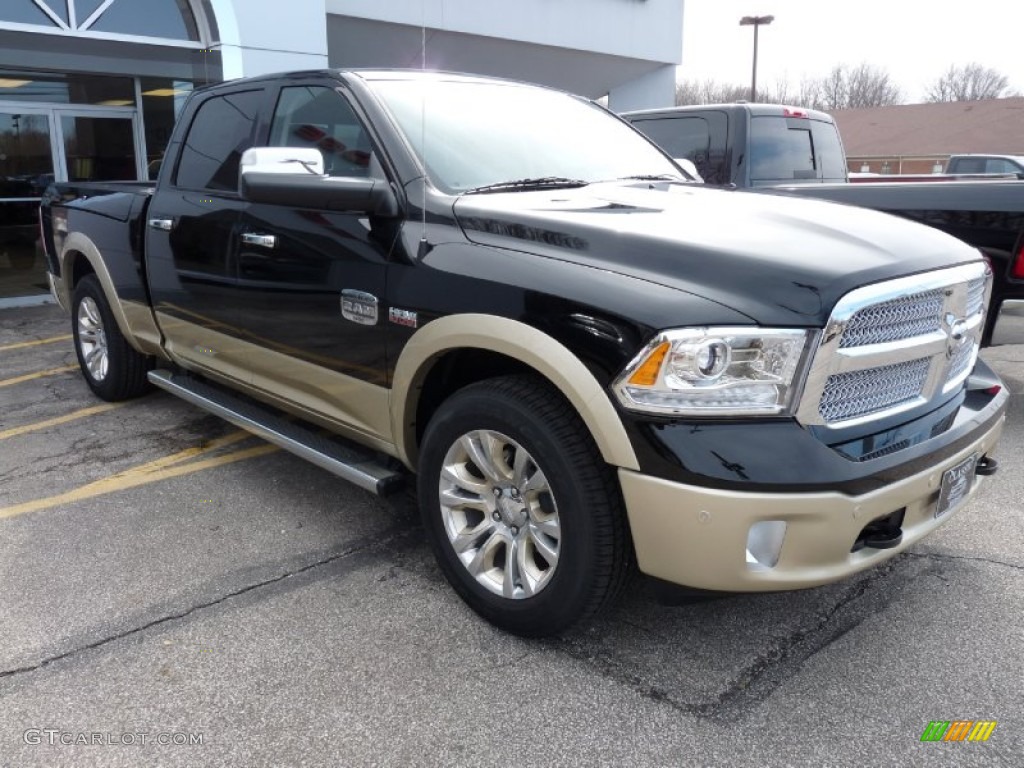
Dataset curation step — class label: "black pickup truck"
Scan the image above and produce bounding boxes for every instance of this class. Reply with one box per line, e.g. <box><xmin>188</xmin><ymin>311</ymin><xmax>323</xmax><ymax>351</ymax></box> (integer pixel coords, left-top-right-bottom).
<box><xmin>41</xmin><ymin>70</ymin><xmax>1007</xmax><ymax>636</ymax></box>
<box><xmin>624</xmin><ymin>104</ymin><xmax>1024</xmax><ymax>346</ymax></box>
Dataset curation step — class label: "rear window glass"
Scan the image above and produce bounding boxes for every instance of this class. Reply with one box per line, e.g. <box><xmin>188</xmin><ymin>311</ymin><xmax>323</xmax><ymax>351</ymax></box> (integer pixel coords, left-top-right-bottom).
<box><xmin>749</xmin><ymin>116</ymin><xmax>845</xmax><ymax>183</ymax></box>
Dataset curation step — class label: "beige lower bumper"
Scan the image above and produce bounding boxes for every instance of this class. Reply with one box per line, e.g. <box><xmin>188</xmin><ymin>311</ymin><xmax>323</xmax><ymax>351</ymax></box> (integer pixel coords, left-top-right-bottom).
<box><xmin>619</xmin><ymin>415</ymin><xmax>1005</xmax><ymax>591</ymax></box>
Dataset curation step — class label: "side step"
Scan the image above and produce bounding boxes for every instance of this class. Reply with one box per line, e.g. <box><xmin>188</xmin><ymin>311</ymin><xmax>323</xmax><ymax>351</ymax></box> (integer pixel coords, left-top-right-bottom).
<box><xmin>148</xmin><ymin>369</ymin><xmax>406</xmax><ymax>496</ymax></box>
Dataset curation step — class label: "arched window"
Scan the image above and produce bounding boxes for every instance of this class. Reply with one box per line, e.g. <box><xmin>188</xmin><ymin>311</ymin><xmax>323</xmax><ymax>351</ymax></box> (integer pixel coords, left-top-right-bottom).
<box><xmin>0</xmin><ymin>0</ymin><xmax>200</xmax><ymax>41</ymax></box>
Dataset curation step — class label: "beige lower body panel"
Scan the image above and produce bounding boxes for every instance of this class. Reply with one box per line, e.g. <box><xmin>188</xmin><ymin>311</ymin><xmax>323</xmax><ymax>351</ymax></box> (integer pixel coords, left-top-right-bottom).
<box><xmin>619</xmin><ymin>415</ymin><xmax>1005</xmax><ymax>591</ymax></box>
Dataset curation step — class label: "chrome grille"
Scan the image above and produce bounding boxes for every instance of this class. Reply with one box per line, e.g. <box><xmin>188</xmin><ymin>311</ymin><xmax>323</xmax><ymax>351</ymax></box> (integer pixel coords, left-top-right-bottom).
<box><xmin>819</xmin><ymin>358</ymin><xmax>930</xmax><ymax>422</ymax></box>
<box><xmin>945</xmin><ymin>339</ymin><xmax>978</xmax><ymax>386</ymax></box>
<box><xmin>796</xmin><ymin>262</ymin><xmax>991</xmax><ymax>429</ymax></box>
<box><xmin>839</xmin><ymin>289</ymin><xmax>944</xmax><ymax>348</ymax></box>
<box><xmin>966</xmin><ymin>277</ymin><xmax>986</xmax><ymax>317</ymax></box>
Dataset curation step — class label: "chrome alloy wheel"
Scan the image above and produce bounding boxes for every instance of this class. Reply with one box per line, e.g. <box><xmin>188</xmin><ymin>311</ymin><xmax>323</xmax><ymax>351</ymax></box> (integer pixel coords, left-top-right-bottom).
<box><xmin>438</xmin><ymin>429</ymin><xmax>561</xmax><ymax>599</ymax></box>
<box><xmin>77</xmin><ymin>296</ymin><xmax>109</xmax><ymax>382</ymax></box>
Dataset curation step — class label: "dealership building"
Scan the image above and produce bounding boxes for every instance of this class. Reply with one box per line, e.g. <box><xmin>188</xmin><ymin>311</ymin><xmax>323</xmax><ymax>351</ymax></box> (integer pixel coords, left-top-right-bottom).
<box><xmin>0</xmin><ymin>0</ymin><xmax>683</xmax><ymax>302</ymax></box>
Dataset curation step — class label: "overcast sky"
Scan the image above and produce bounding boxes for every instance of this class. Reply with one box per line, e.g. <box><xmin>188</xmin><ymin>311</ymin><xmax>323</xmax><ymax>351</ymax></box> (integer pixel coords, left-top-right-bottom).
<box><xmin>680</xmin><ymin>0</ymin><xmax>1024</xmax><ymax>103</ymax></box>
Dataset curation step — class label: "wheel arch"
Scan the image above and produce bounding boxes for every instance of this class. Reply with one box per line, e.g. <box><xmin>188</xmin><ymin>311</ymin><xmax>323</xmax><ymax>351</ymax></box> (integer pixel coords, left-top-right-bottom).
<box><xmin>60</xmin><ymin>232</ymin><xmax>165</xmax><ymax>358</ymax></box>
<box><xmin>390</xmin><ymin>314</ymin><xmax>639</xmax><ymax>472</ymax></box>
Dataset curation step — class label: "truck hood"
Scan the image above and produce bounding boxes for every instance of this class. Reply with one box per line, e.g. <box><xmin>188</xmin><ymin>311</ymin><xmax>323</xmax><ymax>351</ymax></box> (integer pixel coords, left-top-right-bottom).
<box><xmin>453</xmin><ymin>182</ymin><xmax>980</xmax><ymax>327</ymax></box>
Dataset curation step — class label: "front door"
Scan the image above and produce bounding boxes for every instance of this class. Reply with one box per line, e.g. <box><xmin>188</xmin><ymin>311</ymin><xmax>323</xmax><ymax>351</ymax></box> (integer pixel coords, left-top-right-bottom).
<box><xmin>231</xmin><ymin>83</ymin><xmax>395</xmax><ymax>438</ymax></box>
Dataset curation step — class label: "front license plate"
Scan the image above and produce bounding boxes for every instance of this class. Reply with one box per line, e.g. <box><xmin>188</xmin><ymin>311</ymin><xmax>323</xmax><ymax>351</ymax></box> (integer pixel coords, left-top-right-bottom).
<box><xmin>934</xmin><ymin>454</ymin><xmax>978</xmax><ymax>519</ymax></box>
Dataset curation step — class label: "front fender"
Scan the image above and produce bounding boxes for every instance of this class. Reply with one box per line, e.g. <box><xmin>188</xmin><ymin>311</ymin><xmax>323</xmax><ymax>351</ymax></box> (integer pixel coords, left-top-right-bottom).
<box><xmin>389</xmin><ymin>313</ymin><xmax>639</xmax><ymax>471</ymax></box>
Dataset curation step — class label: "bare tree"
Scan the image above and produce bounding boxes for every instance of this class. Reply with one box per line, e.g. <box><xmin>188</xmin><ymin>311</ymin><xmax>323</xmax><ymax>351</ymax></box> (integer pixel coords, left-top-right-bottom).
<box><xmin>675</xmin><ymin>79</ymin><xmax>750</xmax><ymax>106</ymax></box>
<box><xmin>806</xmin><ymin>64</ymin><xmax>902</xmax><ymax>110</ymax></box>
<box><xmin>674</xmin><ymin>64</ymin><xmax>904</xmax><ymax>110</ymax></box>
<box><xmin>925</xmin><ymin>63</ymin><xmax>1016</xmax><ymax>101</ymax></box>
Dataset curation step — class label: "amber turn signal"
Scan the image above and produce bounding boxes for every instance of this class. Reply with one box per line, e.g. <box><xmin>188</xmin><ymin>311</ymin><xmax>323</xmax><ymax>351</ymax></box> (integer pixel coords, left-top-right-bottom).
<box><xmin>627</xmin><ymin>341</ymin><xmax>670</xmax><ymax>387</ymax></box>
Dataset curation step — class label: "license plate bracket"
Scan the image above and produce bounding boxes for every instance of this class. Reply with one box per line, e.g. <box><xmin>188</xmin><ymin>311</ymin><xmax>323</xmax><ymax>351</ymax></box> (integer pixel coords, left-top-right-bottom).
<box><xmin>934</xmin><ymin>454</ymin><xmax>978</xmax><ymax>519</ymax></box>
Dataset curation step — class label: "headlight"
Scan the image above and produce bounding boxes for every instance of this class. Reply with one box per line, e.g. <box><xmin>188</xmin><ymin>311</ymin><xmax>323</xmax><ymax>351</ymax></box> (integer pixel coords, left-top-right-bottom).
<box><xmin>613</xmin><ymin>328</ymin><xmax>813</xmax><ymax>416</ymax></box>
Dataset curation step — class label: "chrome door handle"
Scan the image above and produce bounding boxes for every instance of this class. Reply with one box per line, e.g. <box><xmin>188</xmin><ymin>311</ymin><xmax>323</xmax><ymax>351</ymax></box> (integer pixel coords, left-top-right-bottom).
<box><xmin>148</xmin><ymin>218</ymin><xmax>173</xmax><ymax>231</ymax></box>
<box><xmin>241</xmin><ymin>233</ymin><xmax>277</xmax><ymax>249</ymax></box>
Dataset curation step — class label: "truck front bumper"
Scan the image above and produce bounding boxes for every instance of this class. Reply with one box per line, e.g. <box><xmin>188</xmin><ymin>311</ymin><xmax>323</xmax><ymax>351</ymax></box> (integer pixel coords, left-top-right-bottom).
<box><xmin>619</xmin><ymin>411</ymin><xmax>1005</xmax><ymax>592</ymax></box>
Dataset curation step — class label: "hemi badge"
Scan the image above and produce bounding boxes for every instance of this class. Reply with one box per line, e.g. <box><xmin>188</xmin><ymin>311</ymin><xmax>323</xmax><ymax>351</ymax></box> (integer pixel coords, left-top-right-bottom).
<box><xmin>341</xmin><ymin>290</ymin><xmax>378</xmax><ymax>325</ymax></box>
<box><xmin>389</xmin><ymin>307</ymin><xmax>418</xmax><ymax>328</ymax></box>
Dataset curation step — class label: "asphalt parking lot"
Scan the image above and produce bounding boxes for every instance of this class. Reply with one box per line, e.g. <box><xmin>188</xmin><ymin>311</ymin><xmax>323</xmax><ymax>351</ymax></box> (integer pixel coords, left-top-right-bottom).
<box><xmin>1</xmin><ymin>303</ymin><xmax>1022</xmax><ymax>767</ymax></box>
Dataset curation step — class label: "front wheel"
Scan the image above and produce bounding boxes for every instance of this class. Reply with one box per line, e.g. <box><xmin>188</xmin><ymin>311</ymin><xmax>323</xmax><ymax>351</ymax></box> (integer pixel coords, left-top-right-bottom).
<box><xmin>71</xmin><ymin>274</ymin><xmax>152</xmax><ymax>401</ymax></box>
<box><xmin>418</xmin><ymin>375</ymin><xmax>633</xmax><ymax>636</ymax></box>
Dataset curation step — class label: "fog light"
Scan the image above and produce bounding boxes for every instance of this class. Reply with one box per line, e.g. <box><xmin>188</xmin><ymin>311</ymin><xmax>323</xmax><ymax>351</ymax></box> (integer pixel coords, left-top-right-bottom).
<box><xmin>746</xmin><ymin>521</ymin><xmax>787</xmax><ymax>568</ymax></box>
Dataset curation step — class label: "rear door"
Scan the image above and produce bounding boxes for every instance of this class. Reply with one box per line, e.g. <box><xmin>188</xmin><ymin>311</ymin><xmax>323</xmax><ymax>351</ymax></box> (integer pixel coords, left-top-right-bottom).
<box><xmin>145</xmin><ymin>86</ymin><xmax>265</xmax><ymax>383</ymax></box>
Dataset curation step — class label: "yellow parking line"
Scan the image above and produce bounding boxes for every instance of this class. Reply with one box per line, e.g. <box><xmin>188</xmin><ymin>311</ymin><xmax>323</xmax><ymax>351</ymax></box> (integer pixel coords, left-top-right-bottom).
<box><xmin>0</xmin><ymin>403</ymin><xmax>127</xmax><ymax>441</ymax></box>
<box><xmin>0</xmin><ymin>431</ymin><xmax>278</xmax><ymax>520</ymax></box>
<box><xmin>0</xmin><ymin>334</ymin><xmax>72</xmax><ymax>352</ymax></box>
<box><xmin>0</xmin><ymin>365</ymin><xmax>79</xmax><ymax>388</ymax></box>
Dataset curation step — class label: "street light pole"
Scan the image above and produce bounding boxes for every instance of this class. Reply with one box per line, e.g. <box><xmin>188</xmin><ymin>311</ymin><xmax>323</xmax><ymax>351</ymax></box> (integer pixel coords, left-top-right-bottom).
<box><xmin>739</xmin><ymin>15</ymin><xmax>774</xmax><ymax>102</ymax></box>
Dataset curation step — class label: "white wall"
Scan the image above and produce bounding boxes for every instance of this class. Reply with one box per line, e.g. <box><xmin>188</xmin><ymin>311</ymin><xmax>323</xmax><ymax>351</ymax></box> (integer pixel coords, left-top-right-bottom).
<box><xmin>325</xmin><ymin>0</ymin><xmax>683</xmax><ymax>65</ymax></box>
<box><xmin>208</xmin><ymin>0</ymin><xmax>683</xmax><ymax>107</ymax></box>
<box><xmin>209</xmin><ymin>0</ymin><xmax>330</xmax><ymax>80</ymax></box>
<box><xmin>608</xmin><ymin>64</ymin><xmax>677</xmax><ymax>111</ymax></box>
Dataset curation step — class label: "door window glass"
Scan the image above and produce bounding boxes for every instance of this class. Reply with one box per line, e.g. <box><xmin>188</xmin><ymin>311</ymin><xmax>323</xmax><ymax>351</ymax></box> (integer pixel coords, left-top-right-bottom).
<box><xmin>61</xmin><ymin>115</ymin><xmax>137</xmax><ymax>181</ymax></box>
<box><xmin>269</xmin><ymin>86</ymin><xmax>373</xmax><ymax>177</ymax></box>
<box><xmin>0</xmin><ymin>112</ymin><xmax>53</xmax><ymax>196</ymax></box>
<box><xmin>175</xmin><ymin>90</ymin><xmax>261</xmax><ymax>192</ymax></box>
<box><xmin>0</xmin><ymin>111</ymin><xmax>53</xmax><ymax>297</ymax></box>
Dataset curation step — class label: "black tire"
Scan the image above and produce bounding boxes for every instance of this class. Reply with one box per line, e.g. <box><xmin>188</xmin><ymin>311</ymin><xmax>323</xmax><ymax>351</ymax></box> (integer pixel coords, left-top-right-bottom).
<box><xmin>71</xmin><ymin>274</ymin><xmax>153</xmax><ymax>401</ymax></box>
<box><xmin>418</xmin><ymin>375</ymin><xmax>633</xmax><ymax>637</ymax></box>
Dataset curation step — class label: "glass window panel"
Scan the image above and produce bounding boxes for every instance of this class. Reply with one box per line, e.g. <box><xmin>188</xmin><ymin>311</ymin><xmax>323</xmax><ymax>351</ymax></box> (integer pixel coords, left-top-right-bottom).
<box><xmin>0</xmin><ymin>71</ymin><xmax>133</xmax><ymax>105</ymax></box>
<box><xmin>749</xmin><ymin>116</ymin><xmax>815</xmax><ymax>182</ymax></box>
<box><xmin>270</xmin><ymin>86</ymin><xmax>373</xmax><ymax>177</ymax></box>
<box><xmin>140</xmin><ymin>77</ymin><xmax>194</xmax><ymax>180</ymax></box>
<box><xmin>0</xmin><ymin>112</ymin><xmax>54</xmax><ymax>196</ymax></box>
<box><xmin>0</xmin><ymin>110</ymin><xmax>53</xmax><ymax>297</ymax></box>
<box><xmin>39</xmin><ymin>0</ymin><xmax>69</xmax><ymax>25</ymax></box>
<box><xmin>90</xmin><ymin>0</ymin><xmax>198</xmax><ymax>40</ymax></box>
<box><xmin>0</xmin><ymin>0</ymin><xmax>58</xmax><ymax>26</ymax></box>
<box><xmin>75</xmin><ymin>0</ymin><xmax>110</xmax><ymax>24</ymax></box>
<box><xmin>175</xmin><ymin>90</ymin><xmax>261</xmax><ymax>191</ymax></box>
<box><xmin>61</xmin><ymin>115</ymin><xmax>137</xmax><ymax>181</ymax></box>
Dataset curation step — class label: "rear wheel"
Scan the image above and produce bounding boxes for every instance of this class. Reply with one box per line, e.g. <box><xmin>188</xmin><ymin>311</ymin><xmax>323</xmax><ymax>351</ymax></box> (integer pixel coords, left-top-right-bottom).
<box><xmin>71</xmin><ymin>275</ymin><xmax>152</xmax><ymax>401</ymax></box>
<box><xmin>418</xmin><ymin>375</ymin><xmax>633</xmax><ymax>636</ymax></box>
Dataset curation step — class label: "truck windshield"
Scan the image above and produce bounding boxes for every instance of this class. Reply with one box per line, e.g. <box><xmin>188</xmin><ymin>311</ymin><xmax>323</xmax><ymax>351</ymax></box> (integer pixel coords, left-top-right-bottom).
<box><xmin>749</xmin><ymin>116</ymin><xmax>846</xmax><ymax>185</ymax></box>
<box><xmin>368</xmin><ymin>78</ymin><xmax>683</xmax><ymax>194</ymax></box>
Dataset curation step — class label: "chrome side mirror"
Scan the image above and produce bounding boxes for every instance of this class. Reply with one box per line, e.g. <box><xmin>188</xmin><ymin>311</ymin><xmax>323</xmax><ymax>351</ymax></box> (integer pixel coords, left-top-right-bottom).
<box><xmin>239</xmin><ymin>146</ymin><xmax>325</xmax><ymax>178</ymax></box>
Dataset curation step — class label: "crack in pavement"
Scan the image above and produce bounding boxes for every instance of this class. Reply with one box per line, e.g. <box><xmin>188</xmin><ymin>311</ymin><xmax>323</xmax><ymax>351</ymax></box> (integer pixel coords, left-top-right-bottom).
<box><xmin>0</xmin><ymin>526</ymin><xmax>421</xmax><ymax>683</ymax></box>
<box><xmin>902</xmin><ymin>550</ymin><xmax>1024</xmax><ymax>572</ymax></box>
<box><xmin>548</xmin><ymin>556</ymin><xmax>911</xmax><ymax>721</ymax></box>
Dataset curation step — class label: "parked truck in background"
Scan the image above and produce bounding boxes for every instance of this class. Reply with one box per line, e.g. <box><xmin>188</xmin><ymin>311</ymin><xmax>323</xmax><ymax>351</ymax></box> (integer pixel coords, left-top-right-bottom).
<box><xmin>946</xmin><ymin>154</ymin><xmax>1024</xmax><ymax>176</ymax></box>
<box><xmin>624</xmin><ymin>103</ymin><xmax>1024</xmax><ymax>347</ymax></box>
<box><xmin>41</xmin><ymin>71</ymin><xmax>1006</xmax><ymax>636</ymax></box>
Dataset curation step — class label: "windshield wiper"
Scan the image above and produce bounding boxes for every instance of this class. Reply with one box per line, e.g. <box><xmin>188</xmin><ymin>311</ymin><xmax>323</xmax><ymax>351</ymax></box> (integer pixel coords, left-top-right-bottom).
<box><xmin>463</xmin><ymin>176</ymin><xmax>591</xmax><ymax>195</ymax></box>
<box><xmin>614</xmin><ymin>173</ymin><xmax>686</xmax><ymax>182</ymax></box>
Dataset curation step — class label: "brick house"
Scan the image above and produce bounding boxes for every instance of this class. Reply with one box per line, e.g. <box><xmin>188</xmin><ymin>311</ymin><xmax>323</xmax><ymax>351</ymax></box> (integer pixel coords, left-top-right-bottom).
<box><xmin>830</xmin><ymin>98</ymin><xmax>1024</xmax><ymax>174</ymax></box>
